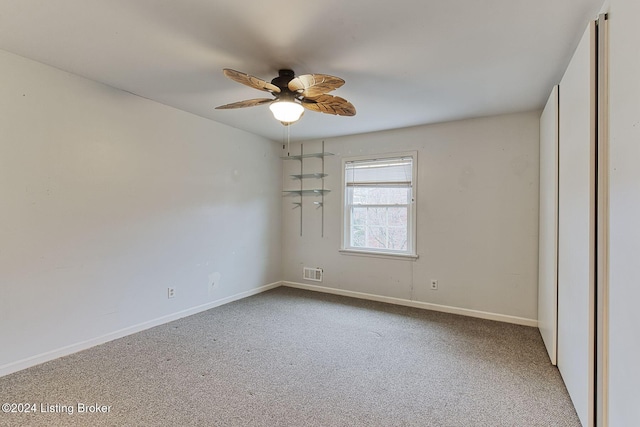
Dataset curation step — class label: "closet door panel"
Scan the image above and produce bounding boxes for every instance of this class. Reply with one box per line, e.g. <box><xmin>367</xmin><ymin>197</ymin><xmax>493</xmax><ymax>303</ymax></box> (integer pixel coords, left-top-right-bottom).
<box><xmin>538</xmin><ymin>85</ymin><xmax>559</xmax><ymax>365</ymax></box>
<box><xmin>557</xmin><ymin>22</ymin><xmax>595</xmax><ymax>427</ymax></box>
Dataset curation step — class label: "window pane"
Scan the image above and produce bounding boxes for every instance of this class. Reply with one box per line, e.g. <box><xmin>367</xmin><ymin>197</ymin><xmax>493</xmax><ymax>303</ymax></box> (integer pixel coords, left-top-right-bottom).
<box><xmin>343</xmin><ymin>154</ymin><xmax>415</xmax><ymax>255</ymax></box>
<box><xmin>388</xmin><ymin>226</ymin><xmax>408</xmax><ymax>250</ymax></box>
<box><xmin>366</xmin><ymin>226</ymin><xmax>387</xmax><ymax>248</ymax></box>
<box><xmin>387</xmin><ymin>207</ymin><xmax>408</xmax><ymax>226</ymax></box>
<box><xmin>351</xmin><ymin>226</ymin><xmax>365</xmax><ymax>247</ymax></box>
<box><xmin>352</xmin><ymin>187</ymin><xmax>386</xmax><ymax>204</ymax></box>
<box><xmin>374</xmin><ymin>188</ymin><xmax>391</xmax><ymax>204</ymax></box>
<box><xmin>352</xmin><ymin>187</ymin><xmax>368</xmax><ymax>204</ymax></box>
<box><xmin>351</xmin><ymin>207</ymin><xmax>366</xmax><ymax>225</ymax></box>
<box><xmin>367</xmin><ymin>207</ymin><xmax>386</xmax><ymax>226</ymax></box>
<box><xmin>387</xmin><ymin>188</ymin><xmax>410</xmax><ymax>205</ymax></box>
<box><xmin>351</xmin><ymin>186</ymin><xmax>409</xmax><ymax>205</ymax></box>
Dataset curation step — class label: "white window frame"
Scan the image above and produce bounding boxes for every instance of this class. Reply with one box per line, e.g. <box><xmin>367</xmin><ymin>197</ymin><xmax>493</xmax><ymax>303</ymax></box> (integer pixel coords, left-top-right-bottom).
<box><xmin>340</xmin><ymin>151</ymin><xmax>418</xmax><ymax>259</ymax></box>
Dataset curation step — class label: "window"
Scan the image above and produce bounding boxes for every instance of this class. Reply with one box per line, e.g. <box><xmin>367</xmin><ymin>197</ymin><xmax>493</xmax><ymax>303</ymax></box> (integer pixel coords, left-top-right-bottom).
<box><xmin>341</xmin><ymin>152</ymin><xmax>417</xmax><ymax>258</ymax></box>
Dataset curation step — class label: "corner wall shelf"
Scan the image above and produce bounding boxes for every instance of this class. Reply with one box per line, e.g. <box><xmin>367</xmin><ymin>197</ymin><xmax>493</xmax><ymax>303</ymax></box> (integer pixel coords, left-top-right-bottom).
<box><xmin>290</xmin><ymin>173</ymin><xmax>328</xmax><ymax>180</ymax></box>
<box><xmin>282</xmin><ymin>142</ymin><xmax>330</xmax><ymax>236</ymax></box>
<box><xmin>283</xmin><ymin>189</ymin><xmax>331</xmax><ymax>196</ymax></box>
<box><xmin>280</xmin><ymin>152</ymin><xmax>334</xmax><ymax>160</ymax></box>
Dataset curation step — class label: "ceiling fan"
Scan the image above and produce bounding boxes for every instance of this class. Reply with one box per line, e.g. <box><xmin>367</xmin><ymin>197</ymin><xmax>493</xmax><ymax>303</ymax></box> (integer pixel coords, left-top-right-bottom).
<box><xmin>215</xmin><ymin>69</ymin><xmax>356</xmax><ymax>125</ymax></box>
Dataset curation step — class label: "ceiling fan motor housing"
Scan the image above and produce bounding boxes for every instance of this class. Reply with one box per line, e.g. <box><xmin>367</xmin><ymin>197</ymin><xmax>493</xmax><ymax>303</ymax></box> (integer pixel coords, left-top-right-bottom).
<box><xmin>271</xmin><ymin>69</ymin><xmax>297</xmax><ymax>94</ymax></box>
<box><xmin>216</xmin><ymin>67</ymin><xmax>355</xmax><ymax>119</ymax></box>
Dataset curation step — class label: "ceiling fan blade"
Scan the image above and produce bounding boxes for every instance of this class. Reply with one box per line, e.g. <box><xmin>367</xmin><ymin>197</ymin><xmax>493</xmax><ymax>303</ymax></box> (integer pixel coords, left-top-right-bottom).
<box><xmin>301</xmin><ymin>94</ymin><xmax>356</xmax><ymax>116</ymax></box>
<box><xmin>222</xmin><ymin>69</ymin><xmax>281</xmax><ymax>93</ymax></box>
<box><xmin>288</xmin><ymin>74</ymin><xmax>345</xmax><ymax>97</ymax></box>
<box><xmin>215</xmin><ymin>98</ymin><xmax>273</xmax><ymax>109</ymax></box>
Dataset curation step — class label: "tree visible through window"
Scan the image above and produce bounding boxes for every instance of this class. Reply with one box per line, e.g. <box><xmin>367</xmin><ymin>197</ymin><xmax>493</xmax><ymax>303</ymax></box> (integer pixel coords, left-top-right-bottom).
<box><xmin>343</xmin><ymin>154</ymin><xmax>416</xmax><ymax>256</ymax></box>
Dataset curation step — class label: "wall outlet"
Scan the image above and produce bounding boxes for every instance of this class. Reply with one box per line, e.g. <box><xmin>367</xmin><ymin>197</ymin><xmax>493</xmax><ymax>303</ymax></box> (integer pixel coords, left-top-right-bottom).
<box><xmin>167</xmin><ymin>287</ymin><xmax>176</xmax><ymax>299</ymax></box>
<box><xmin>430</xmin><ymin>279</ymin><xmax>438</xmax><ymax>290</ymax></box>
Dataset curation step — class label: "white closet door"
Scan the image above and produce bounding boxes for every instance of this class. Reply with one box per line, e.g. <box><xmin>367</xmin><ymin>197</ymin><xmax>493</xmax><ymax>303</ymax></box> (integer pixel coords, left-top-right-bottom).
<box><xmin>538</xmin><ymin>85</ymin><xmax>559</xmax><ymax>365</ymax></box>
<box><xmin>557</xmin><ymin>22</ymin><xmax>596</xmax><ymax>427</ymax></box>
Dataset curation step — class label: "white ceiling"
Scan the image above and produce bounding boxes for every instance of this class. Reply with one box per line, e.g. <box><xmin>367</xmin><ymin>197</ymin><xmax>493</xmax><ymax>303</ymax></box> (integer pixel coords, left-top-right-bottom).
<box><xmin>0</xmin><ymin>0</ymin><xmax>603</xmax><ymax>142</ymax></box>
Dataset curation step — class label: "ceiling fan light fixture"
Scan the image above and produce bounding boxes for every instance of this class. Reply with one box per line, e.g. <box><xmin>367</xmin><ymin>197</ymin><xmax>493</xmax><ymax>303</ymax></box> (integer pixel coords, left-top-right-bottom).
<box><xmin>269</xmin><ymin>100</ymin><xmax>304</xmax><ymax>124</ymax></box>
<box><xmin>216</xmin><ymin>69</ymin><xmax>355</xmax><ymax>123</ymax></box>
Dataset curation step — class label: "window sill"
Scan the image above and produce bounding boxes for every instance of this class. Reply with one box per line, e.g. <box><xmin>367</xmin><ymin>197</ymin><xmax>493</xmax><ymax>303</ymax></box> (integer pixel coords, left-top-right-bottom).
<box><xmin>339</xmin><ymin>249</ymin><xmax>419</xmax><ymax>261</ymax></box>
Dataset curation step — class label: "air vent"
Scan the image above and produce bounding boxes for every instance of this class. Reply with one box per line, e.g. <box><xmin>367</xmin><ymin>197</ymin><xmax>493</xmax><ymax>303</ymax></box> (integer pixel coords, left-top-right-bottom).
<box><xmin>303</xmin><ymin>267</ymin><xmax>323</xmax><ymax>282</ymax></box>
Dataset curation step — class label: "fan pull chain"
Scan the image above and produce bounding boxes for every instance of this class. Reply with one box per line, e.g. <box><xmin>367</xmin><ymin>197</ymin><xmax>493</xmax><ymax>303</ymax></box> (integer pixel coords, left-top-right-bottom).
<box><xmin>282</xmin><ymin>124</ymin><xmax>291</xmax><ymax>156</ymax></box>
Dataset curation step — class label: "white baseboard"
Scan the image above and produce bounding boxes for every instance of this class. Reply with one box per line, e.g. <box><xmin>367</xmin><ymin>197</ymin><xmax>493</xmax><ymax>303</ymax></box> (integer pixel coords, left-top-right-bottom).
<box><xmin>282</xmin><ymin>281</ymin><xmax>538</xmax><ymax>327</ymax></box>
<box><xmin>1</xmin><ymin>280</ymin><xmax>537</xmax><ymax>378</ymax></box>
<box><xmin>0</xmin><ymin>281</ymin><xmax>281</xmax><ymax>378</ymax></box>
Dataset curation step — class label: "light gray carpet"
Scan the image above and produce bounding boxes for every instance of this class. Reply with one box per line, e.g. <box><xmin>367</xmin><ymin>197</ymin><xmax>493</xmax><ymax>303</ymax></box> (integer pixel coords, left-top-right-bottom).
<box><xmin>0</xmin><ymin>287</ymin><xmax>580</xmax><ymax>426</ymax></box>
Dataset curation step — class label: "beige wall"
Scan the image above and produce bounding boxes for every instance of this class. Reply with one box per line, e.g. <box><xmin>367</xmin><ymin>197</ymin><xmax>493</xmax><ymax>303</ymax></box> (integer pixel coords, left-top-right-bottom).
<box><xmin>282</xmin><ymin>112</ymin><xmax>540</xmax><ymax>321</ymax></box>
<box><xmin>0</xmin><ymin>50</ymin><xmax>282</xmax><ymax>374</ymax></box>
